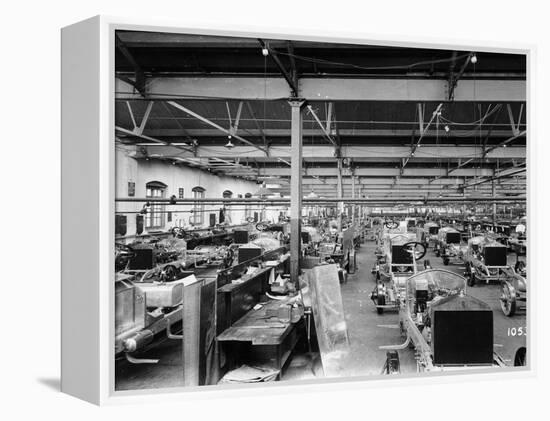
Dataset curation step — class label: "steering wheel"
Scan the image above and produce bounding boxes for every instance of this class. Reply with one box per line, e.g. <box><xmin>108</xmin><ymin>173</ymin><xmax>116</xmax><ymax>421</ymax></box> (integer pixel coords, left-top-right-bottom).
<box><xmin>384</xmin><ymin>220</ymin><xmax>399</xmax><ymax>230</ymax></box>
<box><xmin>171</xmin><ymin>226</ymin><xmax>186</xmax><ymax>238</ymax></box>
<box><xmin>402</xmin><ymin>241</ymin><xmax>427</xmax><ymax>261</ymax></box>
<box><xmin>256</xmin><ymin>221</ymin><xmax>269</xmax><ymax>231</ymax></box>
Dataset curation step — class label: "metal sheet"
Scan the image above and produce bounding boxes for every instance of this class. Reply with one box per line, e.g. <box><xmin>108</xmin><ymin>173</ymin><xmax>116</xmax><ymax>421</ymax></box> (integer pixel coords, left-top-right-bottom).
<box><xmin>307</xmin><ymin>264</ymin><xmax>350</xmax><ymax>377</ymax></box>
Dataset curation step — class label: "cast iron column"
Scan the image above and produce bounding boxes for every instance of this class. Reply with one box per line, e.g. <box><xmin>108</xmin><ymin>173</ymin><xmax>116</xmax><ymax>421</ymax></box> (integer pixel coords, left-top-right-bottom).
<box><xmin>336</xmin><ymin>157</ymin><xmax>343</xmax><ymax>232</ymax></box>
<box><xmin>289</xmin><ymin>100</ymin><xmax>304</xmax><ymax>286</ymax></box>
<box><xmin>491</xmin><ymin>180</ymin><xmax>497</xmax><ymax>231</ymax></box>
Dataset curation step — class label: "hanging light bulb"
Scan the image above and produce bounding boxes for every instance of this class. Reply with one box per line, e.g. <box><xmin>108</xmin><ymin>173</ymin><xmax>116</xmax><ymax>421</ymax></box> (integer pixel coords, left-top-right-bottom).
<box><xmin>262</xmin><ymin>47</ymin><xmax>269</xmax><ymax>56</ymax></box>
<box><xmin>225</xmin><ymin>139</ymin><xmax>234</xmax><ymax>149</ymax></box>
<box><xmin>444</xmin><ymin>125</ymin><xmax>450</xmax><ymax>133</ymax></box>
<box><xmin>471</xmin><ymin>54</ymin><xmax>477</xmax><ymax>64</ymax></box>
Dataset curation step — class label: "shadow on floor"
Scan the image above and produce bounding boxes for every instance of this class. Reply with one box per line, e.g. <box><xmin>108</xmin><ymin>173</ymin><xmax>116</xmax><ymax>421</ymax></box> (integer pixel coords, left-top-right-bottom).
<box><xmin>37</xmin><ymin>377</ymin><xmax>60</xmax><ymax>392</ymax></box>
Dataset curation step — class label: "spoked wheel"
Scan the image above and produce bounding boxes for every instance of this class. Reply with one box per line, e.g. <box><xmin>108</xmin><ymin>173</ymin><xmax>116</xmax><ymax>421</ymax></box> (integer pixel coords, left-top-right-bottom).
<box><xmin>500</xmin><ymin>282</ymin><xmax>517</xmax><ymax>316</ymax></box>
<box><xmin>384</xmin><ymin>351</ymin><xmax>401</xmax><ymax>374</ymax></box>
<box><xmin>467</xmin><ymin>266</ymin><xmax>476</xmax><ymax>287</ymax></box>
<box><xmin>514</xmin><ymin>347</ymin><xmax>526</xmax><ymax>366</ymax></box>
<box><xmin>515</xmin><ymin>260</ymin><xmax>526</xmax><ymax>274</ymax></box>
<box><xmin>160</xmin><ymin>264</ymin><xmax>178</xmax><ymax>282</ymax></box>
<box><xmin>376</xmin><ymin>295</ymin><xmax>385</xmax><ymax>314</ymax></box>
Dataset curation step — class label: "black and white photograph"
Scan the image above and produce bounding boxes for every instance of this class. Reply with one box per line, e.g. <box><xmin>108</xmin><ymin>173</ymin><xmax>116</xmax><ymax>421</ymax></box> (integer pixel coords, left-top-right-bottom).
<box><xmin>112</xmin><ymin>29</ymin><xmax>527</xmax><ymax>390</ymax></box>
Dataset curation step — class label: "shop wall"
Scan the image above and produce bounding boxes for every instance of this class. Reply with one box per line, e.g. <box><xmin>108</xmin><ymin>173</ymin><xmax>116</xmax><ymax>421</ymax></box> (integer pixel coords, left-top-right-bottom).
<box><xmin>115</xmin><ymin>147</ymin><xmax>282</xmax><ymax>238</ymax></box>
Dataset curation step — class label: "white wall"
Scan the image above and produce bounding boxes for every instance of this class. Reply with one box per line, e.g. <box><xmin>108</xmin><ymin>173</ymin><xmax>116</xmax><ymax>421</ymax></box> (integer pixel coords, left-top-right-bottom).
<box><xmin>115</xmin><ymin>146</ymin><xmax>281</xmax><ymax>237</ymax></box>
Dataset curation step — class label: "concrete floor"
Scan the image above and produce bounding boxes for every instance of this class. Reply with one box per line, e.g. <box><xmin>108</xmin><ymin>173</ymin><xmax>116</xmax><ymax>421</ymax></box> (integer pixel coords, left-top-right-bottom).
<box><xmin>116</xmin><ymin>239</ymin><xmax>527</xmax><ymax>390</ymax></box>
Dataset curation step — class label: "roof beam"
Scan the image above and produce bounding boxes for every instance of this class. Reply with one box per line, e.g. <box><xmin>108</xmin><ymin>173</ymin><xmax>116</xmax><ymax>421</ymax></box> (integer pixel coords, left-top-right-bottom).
<box><xmin>141</xmin><ymin>144</ymin><xmax>525</xmax><ymax>160</ymax></box>
<box><xmin>287</xmin><ymin>41</ymin><xmax>298</xmax><ymax>92</ymax></box>
<box><xmin>136</xmin><ymin>128</ymin><xmax>523</xmax><ymax>138</ymax></box>
<box><xmin>461</xmin><ymin>164</ymin><xmax>526</xmax><ymax>189</ymax></box>
<box><xmin>448</xmin><ymin>53</ymin><xmax>473</xmax><ymax>101</ymax></box>
<box><xmin>326</xmin><ymin>102</ymin><xmax>334</xmax><ymax>134</ymax></box>
<box><xmin>115</xmin><ymin>77</ymin><xmax>526</xmax><ymax>102</ymax></box>
<box><xmin>484</xmin><ymin>130</ymin><xmax>527</xmax><ymax>155</ymax></box>
<box><xmin>115</xmin><ymin>126</ymin><xmax>195</xmax><ymax>154</ymax></box>
<box><xmin>258</xmin><ymin>39</ymin><xmax>298</xmax><ymax>97</ymax></box>
<box><xmin>136</xmin><ymin>101</ymin><xmax>153</xmax><ymax>136</ymax></box>
<box><xmin>115</xmin><ymin>35</ymin><xmax>146</xmax><ymax>96</ymax></box>
<box><xmin>306</xmin><ymin>105</ymin><xmax>337</xmax><ymax>146</ymax></box>
<box><xmin>402</xmin><ymin>103</ymin><xmax>443</xmax><ymax>173</ymax></box>
<box><xmin>166</xmin><ymin>101</ymin><xmax>269</xmax><ymax>155</ymax></box>
<box><xmin>164</xmin><ymin>161</ymin><xmax>495</xmax><ymax>177</ymax></box>
<box><xmin>244</xmin><ymin>101</ymin><xmax>268</xmax><ymax>147</ymax></box>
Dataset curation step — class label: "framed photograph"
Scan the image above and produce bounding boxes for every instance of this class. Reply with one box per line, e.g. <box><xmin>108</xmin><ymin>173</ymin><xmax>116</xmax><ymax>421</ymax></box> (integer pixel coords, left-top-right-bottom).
<box><xmin>61</xmin><ymin>15</ymin><xmax>530</xmax><ymax>405</ymax></box>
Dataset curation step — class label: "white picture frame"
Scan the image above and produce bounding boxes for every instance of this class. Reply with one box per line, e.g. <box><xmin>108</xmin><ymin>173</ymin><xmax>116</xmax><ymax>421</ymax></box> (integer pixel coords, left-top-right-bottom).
<box><xmin>61</xmin><ymin>15</ymin><xmax>534</xmax><ymax>405</ymax></box>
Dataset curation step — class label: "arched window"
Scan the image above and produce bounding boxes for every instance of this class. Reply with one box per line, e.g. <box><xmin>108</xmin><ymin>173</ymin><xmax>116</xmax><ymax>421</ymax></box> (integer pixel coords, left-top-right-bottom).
<box><xmin>145</xmin><ymin>181</ymin><xmax>167</xmax><ymax>229</ymax></box>
<box><xmin>222</xmin><ymin>190</ymin><xmax>233</xmax><ymax>198</ymax></box>
<box><xmin>192</xmin><ymin>186</ymin><xmax>205</xmax><ymax>225</ymax></box>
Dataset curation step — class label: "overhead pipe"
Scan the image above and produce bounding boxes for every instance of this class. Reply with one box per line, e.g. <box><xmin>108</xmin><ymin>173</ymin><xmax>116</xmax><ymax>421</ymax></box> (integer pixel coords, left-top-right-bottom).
<box><xmin>116</xmin><ymin>196</ymin><xmax>526</xmax><ymax>205</ymax></box>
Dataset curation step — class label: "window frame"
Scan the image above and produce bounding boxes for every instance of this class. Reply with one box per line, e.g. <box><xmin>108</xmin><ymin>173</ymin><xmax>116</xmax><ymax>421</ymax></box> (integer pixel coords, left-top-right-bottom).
<box><xmin>145</xmin><ymin>181</ymin><xmax>167</xmax><ymax>230</ymax></box>
<box><xmin>192</xmin><ymin>186</ymin><xmax>206</xmax><ymax>226</ymax></box>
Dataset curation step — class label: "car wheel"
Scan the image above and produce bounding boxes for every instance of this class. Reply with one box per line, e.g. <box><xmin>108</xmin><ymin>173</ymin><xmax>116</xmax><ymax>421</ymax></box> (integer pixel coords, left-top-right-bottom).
<box><xmin>376</xmin><ymin>295</ymin><xmax>385</xmax><ymax>314</ymax></box>
<box><xmin>514</xmin><ymin>347</ymin><xmax>526</xmax><ymax>366</ymax></box>
<box><xmin>515</xmin><ymin>260</ymin><xmax>526</xmax><ymax>274</ymax></box>
<box><xmin>467</xmin><ymin>270</ymin><xmax>476</xmax><ymax>287</ymax></box>
<box><xmin>500</xmin><ymin>283</ymin><xmax>516</xmax><ymax>317</ymax></box>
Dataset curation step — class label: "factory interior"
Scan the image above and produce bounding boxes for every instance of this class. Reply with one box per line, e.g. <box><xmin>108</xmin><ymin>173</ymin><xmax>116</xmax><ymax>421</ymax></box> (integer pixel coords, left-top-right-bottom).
<box><xmin>113</xmin><ymin>31</ymin><xmax>527</xmax><ymax>390</ymax></box>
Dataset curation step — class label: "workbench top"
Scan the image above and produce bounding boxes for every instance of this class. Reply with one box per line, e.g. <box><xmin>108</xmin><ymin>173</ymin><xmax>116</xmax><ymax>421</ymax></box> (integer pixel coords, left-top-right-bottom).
<box><xmin>216</xmin><ymin>298</ymin><xmax>296</xmax><ymax>345</ymax></box>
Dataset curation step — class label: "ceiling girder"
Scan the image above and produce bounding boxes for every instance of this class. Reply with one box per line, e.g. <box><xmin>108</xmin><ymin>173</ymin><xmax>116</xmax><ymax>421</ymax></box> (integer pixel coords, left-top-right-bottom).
<box><xmin>116</xmin><ymin>77</ymin><xmax>526</xmax><ymax>102</ymax></box>
<box><xmin>141</xmin><ymin>144</ymin><xmax>525</xmax><ymax>160</ymax></box>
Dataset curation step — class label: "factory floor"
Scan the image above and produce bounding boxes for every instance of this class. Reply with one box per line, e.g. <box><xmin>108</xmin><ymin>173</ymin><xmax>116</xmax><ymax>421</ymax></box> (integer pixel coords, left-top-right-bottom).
<box><xmin>115</xmin><ymin>240</ymin><xmax>527</xmax><ymax>390</ymax></box>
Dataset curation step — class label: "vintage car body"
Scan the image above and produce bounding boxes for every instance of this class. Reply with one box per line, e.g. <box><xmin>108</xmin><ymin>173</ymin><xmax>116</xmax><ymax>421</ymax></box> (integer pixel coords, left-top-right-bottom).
<box><xmin>507</xmin><ymin>235</ymin><xmax>527</xmax><ymax>255</ymax></box>
<box><xmin>372</xmin><ymin>232</ymin><xmax>419</xmax><ymax>281</ymax></box>
<box><xmin>115</xmin><ymin>270</ymin><xmax>187</xmax><ymax>360</ymax></box>
<box><xmin>380</xmin><ymin>269</ymin><xmax>509</xmax><ymax>373</ymax></box>
<box><xmin>370</xmin><ymin>235</ymin><xmax>428</xmax><ymax>314</ymax></box>
<box><xmin>462</xmin><ymin>236</ymin><xmax>508</xmax><ymax>285</ymax></box>
<box><xmin>434</xmin><ymin>227</ymin><xmax>467</xmax><ymax>265</ymax></box>
<box><xmin>419</xmin><ymin>222</ymin><xmax>439</xmax><ymax>249</ymax></box>
<box><xmin>114</xmin><ymin>232</ymin><xmax>236</xmax><ymax>362</ymax></box>
<box><xmin>462</xmin><ymin>236</ymin><xmax>508</xmax><ymax>282</ymax></box>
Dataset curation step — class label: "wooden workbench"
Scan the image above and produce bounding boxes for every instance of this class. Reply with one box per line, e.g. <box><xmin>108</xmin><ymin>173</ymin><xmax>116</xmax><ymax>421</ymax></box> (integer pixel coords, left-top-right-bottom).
<box><xmin>217</xmin><ymin>298</ymin><xmax>301</xmax><ymax>376</ymax></box>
